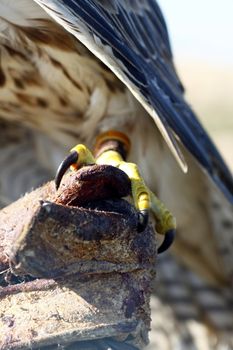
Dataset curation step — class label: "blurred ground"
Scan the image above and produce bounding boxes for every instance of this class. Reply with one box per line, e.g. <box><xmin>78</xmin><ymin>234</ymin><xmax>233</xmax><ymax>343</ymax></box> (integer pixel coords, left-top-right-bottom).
<box><xmin>176</xmin><ymin>60</ymin><xmax>233</xmax><ymax>170</ymax></box>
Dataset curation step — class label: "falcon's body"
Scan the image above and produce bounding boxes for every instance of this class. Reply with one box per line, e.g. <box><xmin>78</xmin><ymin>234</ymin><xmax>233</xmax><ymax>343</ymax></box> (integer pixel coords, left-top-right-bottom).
<box><xmin>0</xmin><ymin>0</ymin><xmax>233</xmax><ymax>348</ymax></box>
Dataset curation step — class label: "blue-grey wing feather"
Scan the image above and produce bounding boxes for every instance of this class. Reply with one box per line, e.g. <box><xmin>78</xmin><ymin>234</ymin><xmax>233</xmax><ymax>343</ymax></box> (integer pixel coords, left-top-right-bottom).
<box><xmin>34</xmin><ymin>0</ymin><xmax>233</xmax><ymax>203</ymax></box>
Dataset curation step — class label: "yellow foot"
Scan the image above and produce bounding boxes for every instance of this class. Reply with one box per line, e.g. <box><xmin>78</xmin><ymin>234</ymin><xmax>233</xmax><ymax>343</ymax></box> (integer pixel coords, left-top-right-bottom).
<box><xmin>95</xmin><ymin>149</ymin><xmax>150</xmax><ymax>231</ymax></box>
<box><xmin>55</xmin><ymin>133</ymin><xmax>176</xmax><ymax>253</ymax></box>
<box><xmin>55</xmin><ymin>144</ymin><xmax>95</xmax><ymax>190</ymax></box>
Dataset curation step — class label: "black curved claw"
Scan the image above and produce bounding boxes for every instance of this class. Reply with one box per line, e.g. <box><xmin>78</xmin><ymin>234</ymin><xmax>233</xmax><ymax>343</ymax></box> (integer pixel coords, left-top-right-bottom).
<box><xmin>55</xmin><ymin>150</ymin><xmax>79</xmax><ymax>190</ymax></box>
<box><xmin>157</xmin><ymin>229</ymin><xmax>175</xmax><ymax>254</ymax></box>
<box><xmin>137</xmin><ymin>209</ymin><xmax>149</xmax><ymax>232</ymax></box>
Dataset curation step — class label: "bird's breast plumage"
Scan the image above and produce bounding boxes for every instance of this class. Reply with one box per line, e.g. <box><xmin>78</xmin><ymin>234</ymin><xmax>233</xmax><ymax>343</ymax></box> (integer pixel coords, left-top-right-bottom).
<box><xmin>0</xmin><ymin>1</ymin><xmax>137</xmax><ymax>151</ymax></box>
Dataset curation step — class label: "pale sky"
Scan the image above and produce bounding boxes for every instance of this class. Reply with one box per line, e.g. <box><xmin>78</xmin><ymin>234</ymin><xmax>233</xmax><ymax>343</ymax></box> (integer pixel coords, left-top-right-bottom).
<box><xmin>158</xmin><ymin>0</ymin><xmax>233</xmax><ymax>65</ymax></box>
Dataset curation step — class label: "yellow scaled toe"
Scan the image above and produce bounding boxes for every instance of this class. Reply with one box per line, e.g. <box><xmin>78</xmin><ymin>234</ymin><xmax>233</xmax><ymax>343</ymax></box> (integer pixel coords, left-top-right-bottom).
<box><xmin>118</xmin><ymin>161</ymin><xmax>150</xmax><ymax>212</ymax></box>
<box><xmin>149</xmin><ymin>190</ymin><xmax>176</xmax><ymax>235</ymax></box>
<box><xmin>70</xmin><ymin>144</ymin><xmax>96</xmax><ymax>169</ymax></box>
<box><xmin>96</xmin><ymin>150</ymin><xmax>150</xmax><ymax>214</ymax></box>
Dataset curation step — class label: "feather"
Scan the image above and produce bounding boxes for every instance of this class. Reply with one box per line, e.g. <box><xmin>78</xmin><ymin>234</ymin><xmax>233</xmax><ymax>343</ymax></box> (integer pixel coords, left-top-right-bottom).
<box><xmin>33</xmin><ymin>0</ymin><xmax>233</xmax><ymax>203</ymax></box>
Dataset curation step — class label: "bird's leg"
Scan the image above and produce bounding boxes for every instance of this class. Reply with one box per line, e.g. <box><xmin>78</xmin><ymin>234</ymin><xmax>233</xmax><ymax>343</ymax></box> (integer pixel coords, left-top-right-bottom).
<box><xmin>55</xmin><ymin>130</ymin><xmax>176</xmax><ymax>252</ymax></box>
<box><xmin>94</xmin><ymin>131</ymin><xmax>150</xmax><ymax>232</ymax></box>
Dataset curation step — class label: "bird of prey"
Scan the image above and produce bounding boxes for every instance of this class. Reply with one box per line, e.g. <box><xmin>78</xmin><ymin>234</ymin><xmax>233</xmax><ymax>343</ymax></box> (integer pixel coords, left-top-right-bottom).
<box><xmin>0</xmin><ymin>0</ymin><xmax>233</xmax><ymax>346</ymax></box>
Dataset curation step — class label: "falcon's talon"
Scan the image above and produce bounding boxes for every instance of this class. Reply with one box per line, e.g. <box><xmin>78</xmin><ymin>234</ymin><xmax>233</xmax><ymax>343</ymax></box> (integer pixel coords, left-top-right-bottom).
<box><xmin>137</xmin><ymin>209</ymin><xmax>149</xmax><ymax>232</ymax></box>
<box><xmin>55</xmin><ymin>144</ymin><xmax>96</xmax><ymax>190</ymax></box>
<box><xmin>55</xmin><ymin>150</ymin><xmax>79</xmax><ymax>190</ymax></box>
<box><xmin>157</xmin><ymin>229</ymin><xmax>176</xmax><ymax>254</ymax></box>
<box><xmin>55</xmin><ymin>138</ymin><xmax>176</xmax><ymax>254</ymax></box>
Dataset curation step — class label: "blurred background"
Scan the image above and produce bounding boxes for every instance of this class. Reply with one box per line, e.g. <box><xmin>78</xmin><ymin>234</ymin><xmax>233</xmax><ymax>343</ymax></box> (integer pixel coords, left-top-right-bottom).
<box><xmin>159</xmin><ymin>0</ymin><xmax>233</xmax><ymax>169</ymax></box>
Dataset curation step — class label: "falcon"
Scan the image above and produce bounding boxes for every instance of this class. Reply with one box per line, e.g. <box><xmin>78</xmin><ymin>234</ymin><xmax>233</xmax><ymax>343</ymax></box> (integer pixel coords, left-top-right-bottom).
<box><xmin>0</xmin><ymin>0</ymin><xmax>233</xmax><ymax>338</ymax></box>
